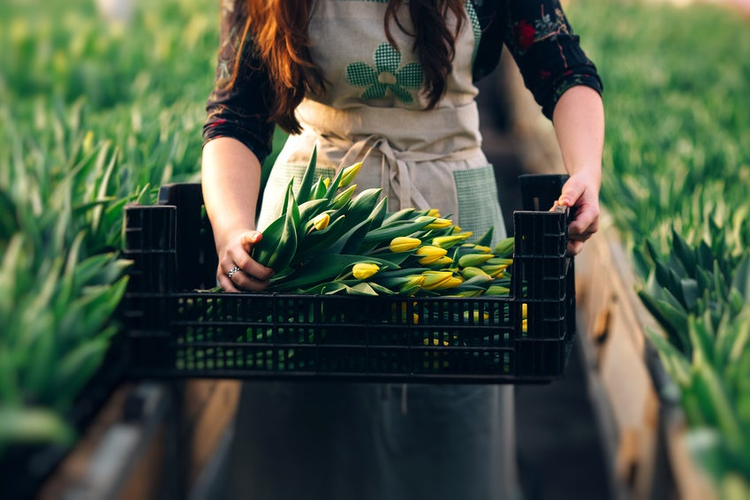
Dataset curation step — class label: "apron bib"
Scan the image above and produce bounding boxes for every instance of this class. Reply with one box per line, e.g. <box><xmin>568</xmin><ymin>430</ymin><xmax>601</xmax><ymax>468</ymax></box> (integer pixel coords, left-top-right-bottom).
<box><xmin>257</xmin><ymin>0</ymin><xmax>506</xmax><ymax>247</ymax></box>
<box><xmin>225</xmin><ymin>2</ymin><xmax>519</xmax><ymax>499</ymax></box>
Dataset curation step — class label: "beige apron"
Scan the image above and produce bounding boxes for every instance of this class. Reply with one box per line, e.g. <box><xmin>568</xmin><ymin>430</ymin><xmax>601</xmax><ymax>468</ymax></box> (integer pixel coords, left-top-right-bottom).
<box><xmin>224</xmin><ymin>2</ymin><xmax>519</xmax><ymax>499</ymax></box>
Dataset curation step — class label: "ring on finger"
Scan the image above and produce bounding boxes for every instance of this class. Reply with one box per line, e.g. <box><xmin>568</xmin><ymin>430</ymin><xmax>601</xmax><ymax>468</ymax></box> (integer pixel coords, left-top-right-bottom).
<box><xmin>228</xmin><ymin>266</ymin><xmax>241</xmax><ymax>279</ymax></box>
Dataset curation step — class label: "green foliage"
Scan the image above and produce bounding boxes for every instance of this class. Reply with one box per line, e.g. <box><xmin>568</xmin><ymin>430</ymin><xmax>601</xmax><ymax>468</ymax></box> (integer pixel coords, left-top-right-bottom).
<box><xmin>569</xmin><ymin>0</ymin><xmax>750</xmax><ymax>489</ymax></box>
<box><xmin>0</xmin><ymin>0</ymin><xmax>221</xmax><ymax>452</ymax></box>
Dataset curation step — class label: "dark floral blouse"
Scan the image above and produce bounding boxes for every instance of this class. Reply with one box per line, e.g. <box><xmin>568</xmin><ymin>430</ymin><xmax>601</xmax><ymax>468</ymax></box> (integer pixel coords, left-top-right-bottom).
<box><xmin>203</xmin><ymin>0</ymin><xmax>603</xmax><ymax>164</ymax></box>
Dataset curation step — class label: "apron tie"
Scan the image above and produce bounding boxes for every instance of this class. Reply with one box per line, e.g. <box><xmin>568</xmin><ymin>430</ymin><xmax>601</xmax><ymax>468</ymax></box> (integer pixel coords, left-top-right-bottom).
<box><xmin>337</xmin><ymin>134</ymin><xmax>480</xmax><ymax>211</ymax></box>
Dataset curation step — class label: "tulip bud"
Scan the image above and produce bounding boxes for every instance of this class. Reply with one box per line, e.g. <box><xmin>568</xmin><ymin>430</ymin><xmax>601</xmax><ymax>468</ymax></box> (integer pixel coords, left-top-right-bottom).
<box><xmin>389</xmin><ymin>236</ymin><xmax>422</xmax><ymax>253</ymax></box>
<box><xmin>457</xmin><ymin>253</ymin><xmax>494</xmax><ymax>268</ymax></box>
<box><xmin>427</xmin><ymin>256</ymin><xmax>454</xmax><ymax>268</ymax></box>
<box><xmin>339</xmin><ymin>162</ymin><xmax>363</xmax><ymax>188</ymax></box>
<box><xmin>493</xmin><ymin>236</ymin><xmax>515</xmax><ymax>258</ymax></box>
<box><xmin>486</xmin><ymin>285</ymin><xmax>511</xmax><ymax>296</ymax></box>
<box><xmin>433</xmin><ymin>276</ymin><xmax>463</xmax><ymax>290</ymax></box>
<box><xmin>486</xmin><ymin>257</ymin><xmax>513</xmax><ymax>266</ymax></box>
<box><xmin>416</xmin><ymin>245</ymin><xmax>448</xmax><ymax>265</ymax></box>
<box><xmin>421</xmin><ymin>271</ymin><xmax>455</xmax><ymax>290</ymax></box>
<box><xmin>431</xmin><ymin>233</ymin><xmax>471</xmax><ymax>249</ymax></box>
<box><xmin>460</xmin><ymin>266</ymin><xmax>491</xmax><ymax>279</ymax></box>
<box><xmin>481</xmin><ymin>264</ymin><xmax>509</xmax><ymax>278</ymax></box>
<box><xmin>311</xmin><ymin>212</ymin><xmax>330</xmax><ymax>231</ymax></box>
<box><xmin>415</xmin><ymin>216</ymin><xmax>452</xmax><ymax>230</ymax></box>
<box><xmin>330</xmin><ymin>184</ymin><xmax>356</xmax><ymax>209</ymax></box>
<box><xmin>399</xmin><ymin>275</ymin><xmax>426</xmax><ymax>295</ymax></box>
<box><xmin>352</xmin><ymin>262</ymin><xmax>380</xmax><ymax>280</ymax></box>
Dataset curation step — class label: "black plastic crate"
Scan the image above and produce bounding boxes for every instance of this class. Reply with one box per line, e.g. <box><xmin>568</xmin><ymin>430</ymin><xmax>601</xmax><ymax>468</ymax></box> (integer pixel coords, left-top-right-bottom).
<box><xmin>121</xmin><ymin>174</ymin><xmax>576</xmax><ymax>383</ymax></box>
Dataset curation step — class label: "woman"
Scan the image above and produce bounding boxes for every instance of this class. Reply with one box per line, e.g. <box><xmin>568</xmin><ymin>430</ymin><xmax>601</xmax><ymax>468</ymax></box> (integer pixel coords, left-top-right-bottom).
<box><xmin>202</xmin><ymin>0</ymin><xmax>604</xmax><ymax>498</ymax></box>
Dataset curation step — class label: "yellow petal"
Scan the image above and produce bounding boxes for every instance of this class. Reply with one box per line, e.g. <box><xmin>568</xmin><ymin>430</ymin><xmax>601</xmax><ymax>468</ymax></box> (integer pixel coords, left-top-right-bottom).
<box><xmin>311</xmin><ymin>212</ymin><xmax>330</xmax><ymax>231</ymax></box>
<box><xmin>433</xmin><ymin>276</ymin><xmax>464</xmax><ymax>290</ymax></box>
<box><xmin>339</xmin><ymin>161</ymin><xmax>363</xmax><ymax>188</ymax></box>
<box><xmin>352</xmin><ymin>262</ymin><xmax>380</xmax><ymax>280</ymax></box>
<box><xmin>389</xmin><ymin>236</ymin><xmax>422</xmax><ymax>253</ymax></box>
<box><xmin>421</xmin><ymin>270</ymin><xmax>454</xmax><ymax>290</ymax></box>
<box><xmin>431</xmin><ymin>233</ymin><xmax>471</xmax><ymax>249</ymax></box>
<box><xmin>416</xmin><ymin>245</ymin><xmax>447</xmax><ymax>265</ymax></box>
<box><xmin>415</xmin><ymin>216</ymin><xmax>453</xmax><ymax>230</ymax></box>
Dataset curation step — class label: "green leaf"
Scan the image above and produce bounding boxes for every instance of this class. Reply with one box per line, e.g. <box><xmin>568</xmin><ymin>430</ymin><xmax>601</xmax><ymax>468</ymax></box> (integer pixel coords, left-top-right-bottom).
<box><xmin>271</xmin><ymin>254</ymin><xmax>398</xmax><ymax>292</ymax></box>
<box><xmin>692</xmin><ymin>359</ymin><xmax>745</xmax><ymax>451</ymax></box>
<box><xmin>680</xmin><ymin>278</ymin><xmax>701</xmax><ymax>312</ymax></box>
<box><xmin>671</xmin><ymin>227</ymin><xmax>695</xmax><ymax>276</ymax></box>
<box><xmin>646</xmin><ymin>327</ymin><xmax>692</xmax><ymax>387</ymax></box>
<box><xmin>296</xmin><ymin>142</ymin><xmax>318</xmax><ymax>204</ymax></box>
<box><xmin>730</xmin><ymin>253</ymin><xmax>750</xmax><ymax>304</ymax></box>
<box><xmin>474</xmin><ymin>226</ymin><xmax>494</xmax><ymax>247</ymax></box>
<box><xmin>638</xmin><ymin>289</ymin><xmax>690</xmax><ymax>354</ymax></box>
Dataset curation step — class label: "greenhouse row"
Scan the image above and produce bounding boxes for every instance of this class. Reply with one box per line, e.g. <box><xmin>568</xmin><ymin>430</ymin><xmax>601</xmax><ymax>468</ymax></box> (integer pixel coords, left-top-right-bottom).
<box><xmin>1</xmin><ymin>0</ymin><xmax>749</xmax><ymax>498</ymax></box>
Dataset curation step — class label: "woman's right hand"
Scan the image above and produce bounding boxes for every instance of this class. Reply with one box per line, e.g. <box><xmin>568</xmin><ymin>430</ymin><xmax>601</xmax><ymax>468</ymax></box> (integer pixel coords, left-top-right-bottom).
<box><xmin>216</xmin><ymin>229</ymin><xmax>275</xmax><ymax>292</ymax></box>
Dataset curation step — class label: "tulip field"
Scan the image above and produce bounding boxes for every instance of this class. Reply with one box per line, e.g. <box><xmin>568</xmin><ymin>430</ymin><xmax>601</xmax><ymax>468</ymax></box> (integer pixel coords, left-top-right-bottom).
<box><xmin>567</xmin><ymin>1</ymin><xmax>750</xmax><ymax>495</ymax></box>
<box><xmin>1</xmin><ymin>0</ymin><xmax>749</xmax><ymax>497</ymax></box>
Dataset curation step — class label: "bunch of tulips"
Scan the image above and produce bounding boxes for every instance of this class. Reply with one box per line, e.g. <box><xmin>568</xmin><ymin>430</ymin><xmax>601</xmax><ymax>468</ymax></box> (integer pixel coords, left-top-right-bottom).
<box><xmin>251</xmin><ymin>145</ymin><xmax>514</xmax><ymax>297</ymax></box>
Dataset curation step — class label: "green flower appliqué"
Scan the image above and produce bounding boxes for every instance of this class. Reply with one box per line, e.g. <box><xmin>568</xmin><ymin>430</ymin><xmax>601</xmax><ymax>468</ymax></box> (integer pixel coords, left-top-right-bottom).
<box><xmin>346</xmin><ymin>43</ymin><xmax>423</xmax><ymax>103</ymax></box>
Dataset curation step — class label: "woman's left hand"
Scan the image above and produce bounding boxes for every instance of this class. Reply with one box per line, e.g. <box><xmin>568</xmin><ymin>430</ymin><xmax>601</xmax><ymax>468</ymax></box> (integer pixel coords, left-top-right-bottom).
<box><xmin>555</xmin><ymin>172</ymin><xmax>600</xmax><ymax>255</ymax></box>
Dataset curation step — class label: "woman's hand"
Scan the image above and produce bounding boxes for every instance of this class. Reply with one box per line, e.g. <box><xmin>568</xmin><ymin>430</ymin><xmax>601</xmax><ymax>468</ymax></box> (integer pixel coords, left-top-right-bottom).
<box><xmin>216</xmin><ymin>229</ymin><xmax>274</xmax><ymax>292</ymax></box>
<box><xmin>551</xmin><ymin>85</ymin><xmax>605</xmax><ymax>256</ymax></box>
<box><xmin>556</xmin><ymin>172</ymin><xmax>600</xmax><ymax>255</ymax></box>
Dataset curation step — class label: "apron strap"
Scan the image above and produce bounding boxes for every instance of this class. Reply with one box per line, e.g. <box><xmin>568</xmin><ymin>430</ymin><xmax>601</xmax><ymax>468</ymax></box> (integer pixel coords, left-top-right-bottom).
<box><xmin>338</xmin><ymin>134</ymin><xmax>481</xmax><ymax>211</ymax></box>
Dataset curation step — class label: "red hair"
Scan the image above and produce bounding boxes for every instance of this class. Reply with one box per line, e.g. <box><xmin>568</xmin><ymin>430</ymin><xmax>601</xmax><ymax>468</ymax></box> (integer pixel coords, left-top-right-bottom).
<box><xmin>227</xmin><ymin>0</ymin><xmax>465</xmax><ymax>134</ymax></box>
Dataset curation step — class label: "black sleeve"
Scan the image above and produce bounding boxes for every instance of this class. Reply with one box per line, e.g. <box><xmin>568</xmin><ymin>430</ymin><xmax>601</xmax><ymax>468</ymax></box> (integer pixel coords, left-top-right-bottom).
<box><xmin>492</xmin><ymin>0</ymin><xmax>603</xmax><ymax>120</ymax></box>
<box><xmin>202</xmin><ymin>0</ymin><xmax>275</xmax><ymax>163</ymax></box>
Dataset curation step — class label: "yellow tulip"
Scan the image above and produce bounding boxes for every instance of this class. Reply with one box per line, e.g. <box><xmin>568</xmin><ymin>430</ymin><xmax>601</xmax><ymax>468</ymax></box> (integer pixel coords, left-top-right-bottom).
<box><xmin>431</xmin><ymin>233</ymin><xmax>471</xmax><ymax>249</ymax></box>
<box><xmin>331</xmin><ymin>184</ymin><xmax>356</xmax><ymax>209</ymax></box>
<box><xmin>389</xmin><ymin>236</ymin><xmax>422</xmax><ymax>253</ymax></box>
<box><xmin>415</xmin><ymin>216</ymin><xmax>452</xmax><ymax>230</ymax></box>
<box><xmin>486</xmin><ymin>285</ymin><xmax>511</xmax><ymax>296</ymax></box>
<box><xmin>416</xmin><ymin>245</ymin><xmax>447</xmax><ymax>265</ymax></box>
<box><xmin>433</xmin><ymin>276</ymin><xmax>464</xmax><ymax>290</ymax></box>
<box><xmin>399</xmin><ymin>275</ymin><xmax>426</xmax><ymax>295</ymax></box>
<box><xmin>460</xmin><ymin>266</ymin><xmax>491</xmax><ymax>279</ymax></box>
<box><xmin>482</xmin><ymin>264</ymin><xmax>509</xmax><ymax>277</ymax></box>
<box><xmin>311</xmin><ymin>212</ymin><xmax>330</xmax><ymax>231</ymax></box>
<box><xmin>427</xmin><ymin>256</ymin><xmax>454</xmax><ymax>267</ymax></box>
<box><xmin>486</xmin><ymin>257</ymin><xmax>513</xmax><ymax>266</ymax></box>
<box><xmin>421</xmin><ymin>271</ymin><xmax>455</xmax><ymax>290</ymax></box>
<box><xmin>339</xmin><ymin>162</ymin><xmax>363</xmax><ymax>188</ymax></box>
<box><xmin>457</xmin><ymin>253</ymin><xmax>494</xmax><ymax>268</ymax></box>
<box><xmin>352</xmin><ymin>262</ymin><xmax>380</xmax><ymax>280</ymax></box>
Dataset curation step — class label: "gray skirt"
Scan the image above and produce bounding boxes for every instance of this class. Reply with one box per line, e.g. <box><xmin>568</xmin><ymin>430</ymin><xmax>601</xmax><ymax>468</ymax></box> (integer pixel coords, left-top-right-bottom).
<box><xmin>221</xmin><ymin>132</ymin><xmax>518</xmax><ymax>499</ymax></box>
<box><xmin>220</xmin><ymin>381</ymin><xmax>517</xmax><ymax>500</ymax></box>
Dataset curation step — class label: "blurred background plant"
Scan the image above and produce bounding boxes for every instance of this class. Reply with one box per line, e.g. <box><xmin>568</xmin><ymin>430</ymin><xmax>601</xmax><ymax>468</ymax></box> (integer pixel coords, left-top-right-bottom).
<box><xmin>568</xmin><ymin>1</ymin><xmax>750</xmax><ymax>495</ymax></box>
<box><xmin>1</xmin><ymin>0</ymin><xmax>749</xmax><ymax>496</ymax></box>
<box><xmin>0</xmin><ymin>0</ymin><xmax>220</xmax><ymax>454</ymax></box>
